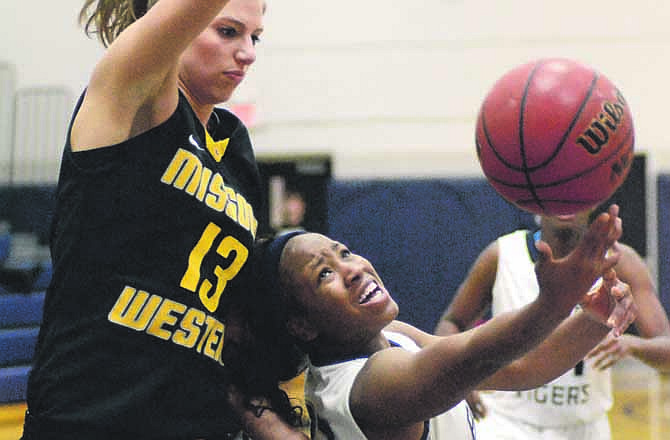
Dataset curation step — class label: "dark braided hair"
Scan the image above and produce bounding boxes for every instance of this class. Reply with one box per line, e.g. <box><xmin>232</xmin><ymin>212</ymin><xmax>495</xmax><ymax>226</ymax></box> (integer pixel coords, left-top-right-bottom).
<box><xmin>222</xmin><ymin>232</ymin><xmax>309</xmax><ymax>428</ymax></box>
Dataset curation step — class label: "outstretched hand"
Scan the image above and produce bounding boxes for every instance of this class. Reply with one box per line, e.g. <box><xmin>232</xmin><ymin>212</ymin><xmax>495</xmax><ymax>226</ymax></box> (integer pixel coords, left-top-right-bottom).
<box><xmin>586</xmin><ymin>333</ymin><xmax>637</xmax><ymax>370</ymax></box>
<box><xmin>580</xmin><ymin>267</ymin><xmax>637</xmax><ymax>337</ymax></box>
<box><xmin>534</xmin><ymin>204</ymin><xmax>622</xmax><ymax>315</ymax></box>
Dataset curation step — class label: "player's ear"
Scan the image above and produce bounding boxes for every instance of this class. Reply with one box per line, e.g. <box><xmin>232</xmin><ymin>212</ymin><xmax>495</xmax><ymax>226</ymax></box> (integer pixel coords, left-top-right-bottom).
<box><xmin>287</xmin><ymin>315</ymin><xmax>318</xmax><ymax>343</ymax></box>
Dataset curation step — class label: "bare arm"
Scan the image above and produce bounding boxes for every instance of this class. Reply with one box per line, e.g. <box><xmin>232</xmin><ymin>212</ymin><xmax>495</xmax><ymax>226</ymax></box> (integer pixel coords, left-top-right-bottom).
<box><xmin>434</xmin><ymin>241</ymin><xmax>498</xmax><ymax>336</ymax></box>
<box><xmin>479</xmin><ymin>272</ymin><xmax>636</xmax><ymax>390</ymax></box>
<box><xmin>587</xmin><ymin>244</ymin><xmax>670</xmax><ymax>373</ymax></box>
<box><xmin>351</xmin><ymin>207</ymin><xmax>622</xmax><ymax>433</ymax></box>
<box><xmin>72</xmin><ymin>0</ymin><xmax>230</xmax><ymax>150</ymax></box>
<box><xmin>391</xmin><ymin>272</ymin><xmax>636</xmax><ymax>391</ymax></box>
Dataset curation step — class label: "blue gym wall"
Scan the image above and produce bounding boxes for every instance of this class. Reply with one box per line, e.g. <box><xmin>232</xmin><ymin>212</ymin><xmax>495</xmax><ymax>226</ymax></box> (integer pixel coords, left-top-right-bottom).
<box><xmin>328</xmin><ymin>176</ymin><xmax>670</xmax><ymax>333</ymax></box>
<box><xmin>327</xmin><ymin>178</ymin><xmax>535</xmax><ymax>332</ymax></box>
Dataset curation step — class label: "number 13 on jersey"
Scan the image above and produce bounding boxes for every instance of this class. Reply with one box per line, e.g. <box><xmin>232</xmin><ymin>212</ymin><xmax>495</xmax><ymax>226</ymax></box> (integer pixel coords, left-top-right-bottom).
<box><xmin>180</xmin><ymin>222</ymin><xmax>249</xmax><ymax>312</ymax></box>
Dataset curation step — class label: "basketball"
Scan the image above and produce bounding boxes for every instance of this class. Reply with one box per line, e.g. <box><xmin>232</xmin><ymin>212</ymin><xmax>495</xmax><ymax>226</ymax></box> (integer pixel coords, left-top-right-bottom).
<box><xmin>475</xmin><ymin>58</ymin><xmax>635</xmax><ymax>216</ymax></box>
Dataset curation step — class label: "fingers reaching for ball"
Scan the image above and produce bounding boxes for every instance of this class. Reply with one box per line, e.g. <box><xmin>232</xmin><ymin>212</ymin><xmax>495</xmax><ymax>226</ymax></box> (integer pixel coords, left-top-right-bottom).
<box><xmin>581</xmin><ymin>269</ymin><xmax>637</xmax><ymax>337</ymax></box>
<box><xmin>534</xmin><ymin>204</ymin><xmax>623</xmax><ymax>314</ymax></box>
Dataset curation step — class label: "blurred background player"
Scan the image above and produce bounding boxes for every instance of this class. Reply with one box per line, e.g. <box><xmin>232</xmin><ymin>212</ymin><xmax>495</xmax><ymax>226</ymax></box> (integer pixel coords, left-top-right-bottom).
<box><xmin>278</xmin><ymin>189</ymin><xmax>308</xmax><ymax>233</ymax></box>
<box><xmin>435</xmin><ymin>208</ymin><xmax>670</xmax><ymax>440</ymax></box>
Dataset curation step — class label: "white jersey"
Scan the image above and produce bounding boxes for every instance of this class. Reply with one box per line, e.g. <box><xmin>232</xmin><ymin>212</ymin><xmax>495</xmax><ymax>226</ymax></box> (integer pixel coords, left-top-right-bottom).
<box><xmin>306</xmin><ymin>331</ymin><xmax>476</xmax><ymax>440</ymax></box>
<box><xmin>481</xmin><ymin>230</ymin><xmax>612</xmax><ymax>428</ymax></box>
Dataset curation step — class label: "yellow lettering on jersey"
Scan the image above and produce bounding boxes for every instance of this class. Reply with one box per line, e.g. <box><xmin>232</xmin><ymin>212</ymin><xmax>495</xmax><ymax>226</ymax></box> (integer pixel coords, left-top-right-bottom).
<box><xmin>181</xmin><ymin>223</ymin><xmax>222</xmax><ymax>293</ymax></box>
<box><xmin>172</xmin><ymin>308</ymin><xmax>206</xmax><ymax>348</ymax></box>
<box><xmin>206</xmin><ymin>173</ymin><xmax>228</xmax><ymax>212</ymax></box>
<box><xmin>201</xmin><ymin>316</ymin><xmax>225</xmax><ymax>362</ymax></box>
<box><xmin>223</xmin><ymin>187</ymin><xmax>238</xmax><ymax>223</ymax></box>
<box><xmin>161</xmin><ymin>149</ymin><xmax>203</xmax><ymax>195</ymax></box>
<box><xmin>241</xmin><ymin>194</ymin><xmax>258</xmax><ymax>235</ymax></box>
<box><xmin>204</xmin><ymin>130</ymin><xmax>229</xmax><ymax>163</ymax></box>
<box><xmin>198</xmin><ymin>235</ymin><xmax>249</xmax><ymax>312</ymax></box>
<box><xmin>108</xmin><ymin>286</ymin><xmax>162</xmax><ymax>331</ymax></box>
<box><xmin>236</xmin><ymin>193</ymin><xmax>251</xmax><ymax>231</ymax></box>
<box><xmin>160</xmin><ymin>148</ymin><xmax>257</xmax><ymax>237</ymax></box>
<box><xmin>146</xmin><ymin>298</ymin><xmax>188</xmax><ymax>341</ymax></box>
<box><xmin>108</xmin><ymin>286</ymin><xmax>228</xmax><ymax>365</ymax></box>
<box><xmin>181</xmin><ymin>226</ymin><xmax>249</xmax><ymax>312</ymax></box>
<box><xmin>196</xmin><ymin>315</ymin><xmax>220</xmax><ymax>354</ymax></box>
<box><xmin>196</xmin><ymin>167</ymin><xmax>213</xmax><ymax>202</ymax></box>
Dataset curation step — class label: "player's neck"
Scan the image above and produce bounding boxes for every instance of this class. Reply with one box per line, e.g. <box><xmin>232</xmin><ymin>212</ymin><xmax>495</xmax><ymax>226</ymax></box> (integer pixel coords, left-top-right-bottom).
<box><xmin>540</xmin><ymin>227</ymin><xmax>583</xmax><ymax>258</ymax></box>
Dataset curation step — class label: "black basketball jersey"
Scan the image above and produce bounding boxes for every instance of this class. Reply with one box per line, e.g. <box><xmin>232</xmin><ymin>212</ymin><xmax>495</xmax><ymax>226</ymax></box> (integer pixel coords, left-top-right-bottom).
<box><xmin>25</xmin><ymin>91</ymin><xmax>263</xmax><ymax>439</ymax></box>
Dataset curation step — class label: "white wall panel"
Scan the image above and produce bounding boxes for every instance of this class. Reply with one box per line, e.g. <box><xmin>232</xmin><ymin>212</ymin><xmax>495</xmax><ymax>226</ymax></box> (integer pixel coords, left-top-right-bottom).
<box><xmin>1</xmin><ymin>0</ymin><xmax>669</xmax><ymax>178</ymax></box>
<box><xmin>0</xmin><ymin>63</ymin><xmax>16</xmax><ymax>184</ymax></box>
<box><xmin>12</xmin><ymin>88</ymin><xmax>72</xmax><ymax>184</ymax></box>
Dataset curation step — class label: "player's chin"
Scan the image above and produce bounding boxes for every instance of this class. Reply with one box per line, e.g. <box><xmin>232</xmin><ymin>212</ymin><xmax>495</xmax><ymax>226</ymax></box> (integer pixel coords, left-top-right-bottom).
<box><xmin>214</xmin><ymin>83</ymin><xmax>238</xmax><ymax>106</ymax></box>
<box><xmin>385</xmin><ymin>297</ymin><xmax>400</xmax><ymax>320</ymax></box>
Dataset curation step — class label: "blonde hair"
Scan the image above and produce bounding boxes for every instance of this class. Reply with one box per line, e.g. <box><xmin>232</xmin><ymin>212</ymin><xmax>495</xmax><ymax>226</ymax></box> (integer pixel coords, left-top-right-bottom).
<box><xmin>79</xmin><ymin>0</ymin><xmax>158</xmax><ymax>47</ymax></box>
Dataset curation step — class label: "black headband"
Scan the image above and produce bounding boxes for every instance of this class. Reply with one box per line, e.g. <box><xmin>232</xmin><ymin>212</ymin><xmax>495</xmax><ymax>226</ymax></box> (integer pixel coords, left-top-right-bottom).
<box><xmin>262</xmin><ymin>230</ymin><xmax>307</xmax><ymax>296</ymax></box>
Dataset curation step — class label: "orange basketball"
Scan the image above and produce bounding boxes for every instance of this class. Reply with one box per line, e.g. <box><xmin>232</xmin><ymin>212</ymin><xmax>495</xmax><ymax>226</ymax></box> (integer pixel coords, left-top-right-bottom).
<box><xmin>475</xmin><ymin>58</ymin><xmax>635</xmax><ymax>215</ymax></box>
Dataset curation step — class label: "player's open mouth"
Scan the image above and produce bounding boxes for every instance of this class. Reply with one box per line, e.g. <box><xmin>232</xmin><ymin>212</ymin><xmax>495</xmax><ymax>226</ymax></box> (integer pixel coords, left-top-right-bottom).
<box><xmin>359</xmin><ymin>281</ymin><xmax>382</xmax><ymax>304</ymax></box>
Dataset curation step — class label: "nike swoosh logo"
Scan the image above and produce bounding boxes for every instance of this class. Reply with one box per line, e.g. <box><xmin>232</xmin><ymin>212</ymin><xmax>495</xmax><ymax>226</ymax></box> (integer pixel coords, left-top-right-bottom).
<box><xmin>189</xmin><ymin>134</ymin><xmax>205</xmax><ymax>151</ymax></box>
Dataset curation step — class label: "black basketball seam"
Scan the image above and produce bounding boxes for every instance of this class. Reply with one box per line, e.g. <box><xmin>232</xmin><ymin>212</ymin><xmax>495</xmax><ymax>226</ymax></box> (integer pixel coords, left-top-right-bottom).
<box><xmin>487</xmin><ymin>125</ymin><xmax>633</xmax><ymax>190</ymax></box>
<box><xmin>527</xmin><ymin>71</ymin><xmax>600</xmax><ymax>172</ymax></box>
<box><xmin>482</xmin><ymin>66</ymin><xmax>600</xmax><ymax>173</ymax></box>
<box><xmin>518</xmin><ymin>61</ymin><xmax>545</xmax><ymax>210</ymax></box>
<box><xmin>530</xmin><ymin>127</ymin><xmax>633</xmax><ymax>189</ymax></box>
<box><xmin>480</xmin><ymin>112</ymin><xmax>519</xmax><ymax>169</ymax></box>
<box><xmin>490</xmin><ymin>128</ymin><xmax>634</xmax><ymax>214</ymax></box>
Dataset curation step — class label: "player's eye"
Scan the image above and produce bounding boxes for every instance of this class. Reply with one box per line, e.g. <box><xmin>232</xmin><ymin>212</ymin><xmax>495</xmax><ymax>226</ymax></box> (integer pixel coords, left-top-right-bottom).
<box><xmin>218</xmin><ymin>27</ymin><xmax>237</xmax><ymax>38</ymax></box>
<box><xmin>251</xmin><ymin>34</ymin><xmax>261</xmax><ymax>45</ymax></box>
<box><xmin>317</xmin><ymin>268</ymin><xmax>333</xmax><ymax>286</ymax></box>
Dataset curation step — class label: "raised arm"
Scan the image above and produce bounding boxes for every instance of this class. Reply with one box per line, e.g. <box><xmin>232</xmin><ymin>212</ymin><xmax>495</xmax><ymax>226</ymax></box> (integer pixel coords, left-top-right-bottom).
<box><xmin>478</xmin><ymin>269</ymin><xmax>636</xmax><ymax>390</ymax></box>
<box><xmin>434</xmin><ymin>241</ymin><xmax>498</xmax><ymax>336</ymax></box>
<box><xmin>390</xmin><ymin>269</ymin><xmax>636</xmax><ymax>391</ymax></box>
<box><xmin>350</xmin><ymin>206</ymin><xmax>623</xmax><ymax>430</ymax></box>
<box><xmin>587</xmin><ymin>243</ymin><xmax>670</xmax><ymax>373</ymax></box>
<box><xmin>73</xmin><ymin>0</ymin><xmax>231</xmax><ymax>151</ymax></box>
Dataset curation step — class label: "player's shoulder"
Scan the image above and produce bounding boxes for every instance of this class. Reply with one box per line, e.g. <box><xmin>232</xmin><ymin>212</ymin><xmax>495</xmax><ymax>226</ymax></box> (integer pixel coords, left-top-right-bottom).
<box><xmin>613</xmin><ymin>242</ymin><xmax>652</xmax><ymax>284</ymax></box>
<box><xmin>493</xmin><ymin>229</ymin><xmax>531</xmax><ymax>254</ymax></box>
<box><xmin>496</xmin><ymin>228</ymin><xmax>530</xmax><ymax>244</ymax></box>
<box><xmin>615</xmin><ymin>242</ymin><xmax>645</xmax><ymax>265</ymax></box>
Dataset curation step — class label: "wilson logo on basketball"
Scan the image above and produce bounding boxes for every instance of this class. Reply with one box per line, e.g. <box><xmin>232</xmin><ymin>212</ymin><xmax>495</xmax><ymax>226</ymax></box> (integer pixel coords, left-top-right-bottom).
<box><xmin>576</xmin><ymin>90</ymin><xmax>628</xmax><ymax>155</ymax></box>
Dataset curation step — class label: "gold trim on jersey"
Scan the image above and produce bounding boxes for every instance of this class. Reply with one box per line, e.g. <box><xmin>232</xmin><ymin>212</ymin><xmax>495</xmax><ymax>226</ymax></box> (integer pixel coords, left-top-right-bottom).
<box><xmin>204</xmin><ymin>131</ymin><xmax>229</xmax><ymax>162</ymax></box>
